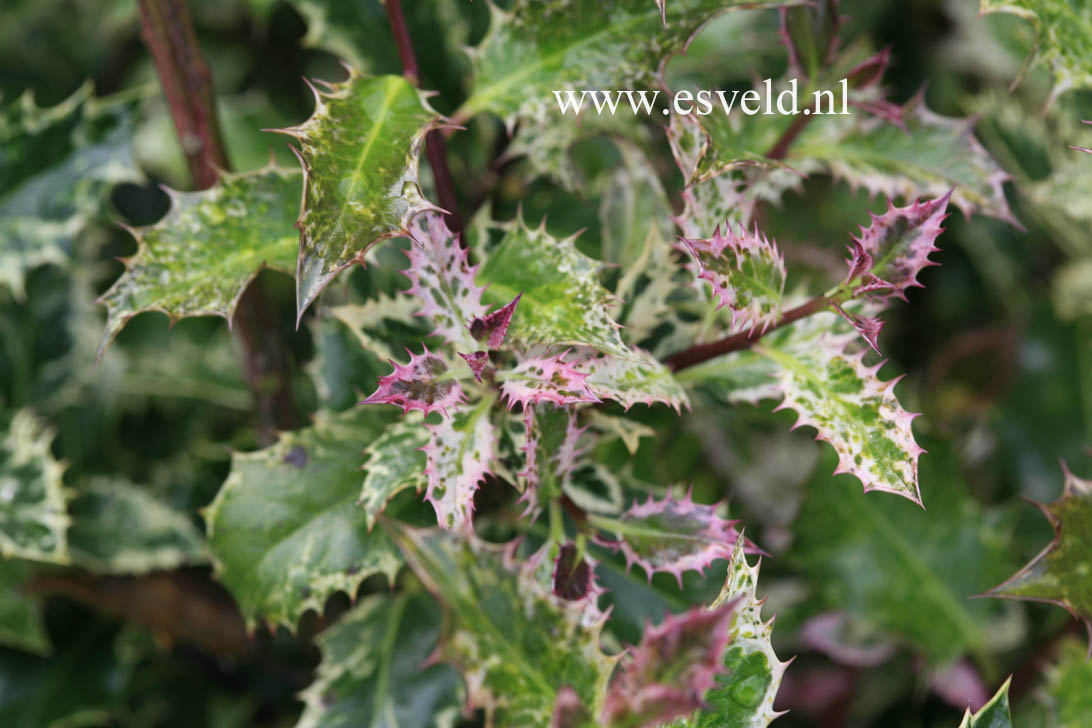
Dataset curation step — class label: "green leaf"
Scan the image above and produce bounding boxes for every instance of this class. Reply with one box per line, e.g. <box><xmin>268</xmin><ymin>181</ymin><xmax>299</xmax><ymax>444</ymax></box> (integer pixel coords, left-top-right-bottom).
<box><xmin>958</xmin><ymin>678</ymin><xmax>1012</xmax><ymax>728</ymax></box>
<box><xmin>0</xmin><ymin>410</ymin><xmax>69</xmax><ymax>563</ymax></box>
<box><xmin>296</xmin><ymin>589</ymin><xmax>460</xmax><ymax>728</ymax></box>
<box><xmin>0</xmin><ymin>84</ymin><xmax>138</xmax><ymax>298</ymax></box>
<box><xmin>980</xmin><ymin>0</ymin><xmax>1092</xmax><ymax>99</ymax></box>
<box><xmin>455</xmin><ymin>0</ymin><xmax>793</xmax><ymax>124</ymax></box>
<box><xmin>359</xmin><ymin>418</ymin><xmax>429</xmax><ymax>529</ymax></box>
<box><xmin>987</xmin><ymin>466</ymin><xmax>1092</xmax><ymax>642</ymax></box>
<box><xmin>385</xmin><ymin>524</ymin><xmax>617</xmax><ymax>725</ymax></box>
<box><xmin>1026</xmin><ymin>638</ymin><xmax>1092</xmax><ymax>727</ymax></box>
<box><xmin>477</xmin><ymin>215</ymin><xmax>631</xmax><ymax>358</ymax></box>
<box><xmin>275</xmin><ymin>70</ymin><xmax>440</xmax><ymax>318</ymax></box>
<box><xmin>67</xmin><ymin>479</ymin><xmax>207</xmax><ymax>574</ymax></box>
<box><xmin>674</xmin><ymin>349</ymin><xmax>780</xmax><ymax>405</ymax></box>
<box><xmin>96</xmin><ymin>166</ymin><xmax>299</xmax><ymax>356</ymax></box>
<box><xmin>758</xmin><ymin>330</ymin><xmax>924</xmax><ymax>504</ymax></box>
<box><xmin>0</xmin><ymin>558</ymin><xmax>48</xmax><ymax>654</ymax></box>
<box><xmin>790</xmin><ymin>451</ymin><xmax>1016</xmax><ymax>664</ymax></box>
<box><xmin>600</xmin><ymin>142</ymin><xmax>673</xmax><ymax>274</ymax></box>
<box><xmin>205</xmin><ymin>408</ymin><xmax>403</xmax><ymax>629</ymax></box>
<box><xmin>669</xmin><ymin>534</ymin><xmax>790</xmax><ymax>728</ymax></box>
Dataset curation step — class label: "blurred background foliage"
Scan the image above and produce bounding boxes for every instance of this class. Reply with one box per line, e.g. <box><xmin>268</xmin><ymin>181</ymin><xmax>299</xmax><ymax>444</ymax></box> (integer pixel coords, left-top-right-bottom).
<box><xmin>1</xmin><ymin>0</ymin><xmax>1091</xmax><ymax>726</ymax></box>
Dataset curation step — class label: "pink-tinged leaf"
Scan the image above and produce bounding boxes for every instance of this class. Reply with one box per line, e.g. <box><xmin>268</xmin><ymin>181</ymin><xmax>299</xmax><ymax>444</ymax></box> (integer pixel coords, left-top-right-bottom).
<box><xmin>459</xmin><ymin>351</ymin><xmax>490</xmax><ymax>382</ymax></box>
<box><xmin>680</xmin><ymin>223</ymin><xmax>786</xmax><ymax>332</ymax></box>
<box><xmin>844</xmin><ymin>192</ymin><xmax>951</xmax><ymax>304</ymax></box>
<box><xmin>800</xmin><ymin>611</ymin><xmax>896</xmax><ymax>667</ymax></box>
<box><xmin>499</xmin><ymin>351</ymin><xmax>600</xmax><ymax>409</ymax></box>
<box><xmin>469</xmin><ymin>293</ymin><xmax>521</xmax><ymax>349</ymax></box>
<box><xmin>552</xmin><ymin>686</ymin><xmax>592</xmax><ymax>728</ymax></box>
<box><xmin>834</xmin><ymin>303</ymin><xmax>885</xmax><ymax>355</ymax></box>
<box><xmin>423</xmin><ymin>407</ymin><xmax>496</xmax><ymax>532</ymax></box>
<box><xmin>759</xmin><ymin>332</ymin><xmax>924</xmax><ymax>505</ymax></box>
<box><xmin>985</xmin><ymin>464</ymin><xmax>1092</xmax><ymax>647</ymax></box>
<box><xmin>361</xmin><ymin>346</ymin><xmax>463</xmax><ymax>416</ymax></box>
<box><xmin>603</xmin><ymin>603</ymin><xmax>740</xmax><ymax>728</ymax></box>
<box><xmin>593</xmin><ymin>490</ymin><xmax>755</xmax><ymax>586</ymax></box>
<box><xmin>518</xmin><ymin>405</ymin><xmax>586</xmax><ymax>518</ymax></box>
<box><xmin>404</xmin><ymin>211</ymin><xmax>488</xmax><ymax>349</ymax></box>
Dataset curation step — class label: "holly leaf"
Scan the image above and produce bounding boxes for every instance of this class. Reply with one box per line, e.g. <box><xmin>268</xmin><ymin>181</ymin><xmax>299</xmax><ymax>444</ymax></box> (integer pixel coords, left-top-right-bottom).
<box><xmin>404</xmin><ymin>211</ymin><xmax>488</xmax><ymax>350</ymax></box>
<box><xmin>0</xmin><ymin>84</ymin><xmax>139</xmax><ymax>298</ymax></box>
<box><xmin>359</xmin><ymin>418</ymin><xmax>429</xmax><ymax>529</ymax></box>
<box><xmin>592</xmin><ymin>490</ymin><xmax>750</xmax><ymax>586</ymax></box>
<box><xmin>296</xmin><ymin>589</ymin><xmax>461</xmax><ymax>728</ymax></box>
<box><xmin>361</xmin><ymin>346</ymin><xmax>465</xmax><ymax>416</ymax></box>
<box><xmin>204</xmin><ymin>408</ymin><xmax>403</xmax><ymax>629</ymax></box>
<box><xmin>97</xmin><ymin>166</ymin><xmax>299</xmax><ymax>356</ymax></box>
<box><xmin>668</xmin><ymin>534</ymin><xmax>790</xmax><ymax>728</ymax></box>
<box><xmin>384</xmin><ymin>523</ymin><xmax>617</xmax><ymax>726</ymax></box>
<box><xmin>680</xmin><ymin>223</ymin><xmax>786</xmax><ymax>332</ymax></box>
<box><xmin>843</xmin><ymin>192</ymin><xmax>952</xmax><ymax>304</ymax></box>
<box><xmin>499</xmin><ymin>351</ymin><xmax>600</xmax><ymax>409</ymax></box>
<box><xmin>986</xmin><ymin>465</ymin><xmax>1092</xmax><ymax>643</ymax></box>
<box><xmin>273</xmin><ymin>69</ymin><xmax>441</xmax><ymax>318</ymax></box>
<box><xmin>790</xmin><ymin>449</ymin><xmax>1017</xmax><ymax>664</ymax></box>
<box><xmin>477</xmin><ymin>215</ymin><xmax>631</xmax><ymax>358</ymax></box>
<box><xmin>327</xmin><ymin>293</ymin><xmax>428</xmax><ymax>363</ymax></box>
<box><xmin>792</xmin><ymin>97</ymin><xmax>1017</xmax><ymax>224</ymax></box>
<box><xmin>758</xmin><ymin>331</ymin><xmax>924</xmax><ymax>505</ymax></box>
<box><xmin>0</xmin><ymin>559</ymin><xmax>48</xmax><ymax>655</ymax></box>
<box><xmin>980</xmin><ymin>0</ymin><xmax>1092</xmax><ymax>100</ymax></box>
<box><xmin>1028</xmin><ymin>637</ymin><xmax>1092</xmax><ymax>726</ymax></box>
<box><xmin>958</xmin><ymin>678</ymin><xmax>1012</xmax><ymax>728</ymax></box>
<box><xmin>603</xmin><ymin>603</ymin><xmax>739</xmax><ymax>728</ymax></box>
<box><xmin>68</xmin><ymin>480</ymin><xmax>206</xmax><ymax>574</ymax></box>
<box><xmin>518</xmin><ymin>404</ymin><xmax>585</xmax><ymax>516</ymax></box>
<box><xmin>423</xmin><ymin>402</ymin><xmax>497</xmax><ymax>532</ymax></box>
<box><xmin>0</xmin><ymin>410</ymin><xmax>69</xmax><ymax>563</ymax></box>
<box><xmin>574</xmin><ymin>347</ymin><xmax>690</xmax><ymax>412</ymax></box>
<box><xmin>455</xmin><ymin>0</ymin><xmax>792</xmax><ymax>125</ymax></box>
<box><xmin>674</xmin><ymin>349</ymin><xmax>781</xmax><ymax>405</ymax></box>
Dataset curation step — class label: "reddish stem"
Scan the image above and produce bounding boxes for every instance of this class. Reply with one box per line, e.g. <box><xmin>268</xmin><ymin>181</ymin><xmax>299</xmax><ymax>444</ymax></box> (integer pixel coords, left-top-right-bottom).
<box><xmin>138</xmin><ymin>0</ymin><xmax>296</xmax><ymax>443</ymax></box>
<box><xmin>385</xmin><ymin>0</ymin><xmax>465</xmax><ymax>244</ymax></box>
<box><xmin>666</xmin><ymin>295</ymin><xmax>833</xmax><ymax>372</ymax></box>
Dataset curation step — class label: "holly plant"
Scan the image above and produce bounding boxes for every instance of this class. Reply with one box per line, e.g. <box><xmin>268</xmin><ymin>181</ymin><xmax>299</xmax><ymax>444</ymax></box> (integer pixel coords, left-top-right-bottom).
<box><xmin>4</xmin><ymin>0</ymin><xmax>1092</xmax><ymax>726</ymax></box>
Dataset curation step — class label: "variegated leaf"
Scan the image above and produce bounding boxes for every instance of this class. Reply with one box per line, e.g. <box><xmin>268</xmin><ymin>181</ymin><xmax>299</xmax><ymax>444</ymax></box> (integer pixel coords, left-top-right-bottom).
<box><xmin>327</xmin><ymin>293</ymin><xmax>427</xmax><ymax>363</ymax></box>
<box><xmin>673</xmin><ymin>349</ymin><xmax>781</xmax><ymax>405</ymax></box>
<box><xmin>499</xmin><ymin>351</ymin><xmax>599</xmax><ymax>409</ymax></box>
<box><xmin>456</xmin><ymin>0</ymin><xmax>792</xmax><ymax>126</ymax></box>
<box><xmin>518</xmin><ymin>404</ymin><xmax>585</xmax><ymax>516</ymax></box>
<box><xmin>792</xmin><ymin>97</ymin><xmax>1017</xmax><ymax>224</ymax></box>
<box><xmin>361</xmin><ymin>346</ymin><xmax>465</xmax><ymax>416</ymax></box>
<box><xmin>758</xmin><ymin>331</ymin><xmax>924</xmax><ymax>505</ymax></box>
<box><xmin>97</xmin><ymin>166</ymin><xmax>299</xmax><ymax>356</ymax></box>
<box><xmin>273</xmin><ymin>69</ymin><xmax>441</xmax><ymax>317</ymax></box>
<box><xmin>477</xmin><ymin>215</ymin><xmax>631</xmax><ymax>358</ymax></box>
<box><xmin>668</xmin><ymin>533</ymin><xmax>789</xmax><ymax>728</ymax></box>
<box><xmin>0</xmin><ymin>410</ymin><xmax>68</xmax><ymax>563</ymax></box>
<box><xmin>603</xmin><ymin>603</ymin><xmax>739</xmax><ymax>728</ymax></box>
<box><xmin>1</xmin><ymin>84</ymin><xmax>139</xmax><ymax>298</ymax></box>
<box><xmin>986</xmin><ymin>465</ymin><xmax>1092</xmax><ymax>643</ymax></box>
<box><xmin>205</xmin><ymin>408</ymin><xmax>403</xmax><ymax>629</ymax></box>
<box><xmin>680</xmin><ymin>223</ymin><xmax>786</xmax><ymax>332</ymax></box>
<box><xmin>573</xmin><ymin>346</ymin><xmax>690</xmax><ymax>412</ymax></box>
<box><xmin>404</xmin><ymin>211</ymin><xmax>488</xmax><ymax>350</ymax></box>
<box><xmin>384</xmin><ymin>523</ymin><xmax>617</xmax><ymax>726</ymax></box>
<box><xmin>296</xmin><ymin>589</ymin><xmax>460</xmax><ymax>728</ymax></box>
<box><xmin>68</xmin><ymin>480</ymin><xmax>207</xmax><ymax>574</ymax></box>
<box><xmin>980</xmin><ymin>0</ymin><xmax>1092</xmax><ymax>100</ymax></box>
<box><xmin>843</xmin><ymin>192</ymin><xmax>951</xmax><ymax>304</ymax></box>
<box><xmin>592</xmin><ymin>490</ymin><xmax>750</xmax><ymax>586</ymax></box>
<box><xmin>958</xmin><ymin>678</ymin><xmax>1013</xmax><ymax>728</ymax></box>
<box><xmin>423</xmin><ymin>401</ymin><xmax>497</xmax><ymax>532</ymax></box>
<box><xmin>358</xmin><ymin>418</ymin><xmax>429</xmax><ymax>529</ymax></box>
